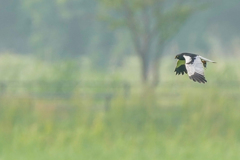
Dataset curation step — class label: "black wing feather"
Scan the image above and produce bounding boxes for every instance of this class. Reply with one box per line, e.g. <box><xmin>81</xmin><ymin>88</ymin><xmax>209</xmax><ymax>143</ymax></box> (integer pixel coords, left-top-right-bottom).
<box><xmin>174</xmin><ymin>65</ymin><xmax>187</xmax><ymax>75</ymax></box>
<box><xmin>189</xmin><ymin>72</ymin><xmax>207</xmax><ymax>83</ymax></box>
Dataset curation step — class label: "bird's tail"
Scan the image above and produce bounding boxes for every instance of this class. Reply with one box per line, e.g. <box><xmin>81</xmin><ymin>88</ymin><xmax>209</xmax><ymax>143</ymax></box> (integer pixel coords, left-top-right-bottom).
<box><xmin>199</xmin><ymin>56</ymin><xmax>216</xmax><ymax>63</ymax></box>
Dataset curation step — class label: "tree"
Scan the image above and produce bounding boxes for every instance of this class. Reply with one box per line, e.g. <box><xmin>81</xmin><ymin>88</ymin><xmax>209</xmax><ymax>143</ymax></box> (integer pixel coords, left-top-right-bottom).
<box><xmin>21</xmin><ymin>0</ymin><xmax>97</xmax><ymax>59</ymax></box>
<box><xmin>0</xmin><ymin>0</ymin><xmax>30</xmax><ymax>53</ymax></box>
<box><xmin>99</xmin><ymin>0</ymin><xmax>200</xmax><ymax>87</ymax></box>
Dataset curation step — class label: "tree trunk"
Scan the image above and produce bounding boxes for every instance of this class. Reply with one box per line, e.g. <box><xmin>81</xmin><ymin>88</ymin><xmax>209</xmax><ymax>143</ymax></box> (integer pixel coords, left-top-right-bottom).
<box><xmin>140</xmin><ymin>54</ymin><xmax>150</xmax><ymax>85</ymax></box>
<box><xmin>151</xmin><ymin>57</ymin><xmax>160</xmax><ymax>87</ymax></box>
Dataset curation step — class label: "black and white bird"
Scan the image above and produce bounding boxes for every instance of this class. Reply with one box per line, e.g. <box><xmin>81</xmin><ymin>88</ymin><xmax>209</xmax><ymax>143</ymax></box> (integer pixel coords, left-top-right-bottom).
<box><xmin>174</xmin><ymin>53</ymin><xmax>216</xmax><ymax>83</ymax></box>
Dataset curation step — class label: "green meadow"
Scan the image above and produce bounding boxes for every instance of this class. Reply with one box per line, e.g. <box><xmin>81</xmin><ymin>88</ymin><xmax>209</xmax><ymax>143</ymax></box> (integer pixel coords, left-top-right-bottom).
<box><xmin>0</xmin><ymin>54</ymin><xmax>240</xmax><ymax>160</ymax></box>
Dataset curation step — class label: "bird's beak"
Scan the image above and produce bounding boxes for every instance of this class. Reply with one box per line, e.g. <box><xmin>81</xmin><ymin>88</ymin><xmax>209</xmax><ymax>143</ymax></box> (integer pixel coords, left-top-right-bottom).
<box><xmin>175</xmin><ymin>56</ymin><xmax>177</xmax><ymax>59</ymax></box>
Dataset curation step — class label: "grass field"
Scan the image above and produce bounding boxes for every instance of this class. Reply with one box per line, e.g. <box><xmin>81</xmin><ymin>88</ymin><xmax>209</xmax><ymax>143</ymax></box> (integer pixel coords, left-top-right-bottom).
<box><xmin>0</xmin><ymin>54</ymin><xmax>240</xmax><ymax>159</ymax></box>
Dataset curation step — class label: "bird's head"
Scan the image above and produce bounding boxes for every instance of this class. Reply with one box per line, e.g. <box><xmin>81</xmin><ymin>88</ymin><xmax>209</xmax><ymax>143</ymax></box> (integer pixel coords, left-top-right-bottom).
<box><xmin>175</xmin><ymin>53</ymin><xmax>184</xmax><ymax>60</ymax></box>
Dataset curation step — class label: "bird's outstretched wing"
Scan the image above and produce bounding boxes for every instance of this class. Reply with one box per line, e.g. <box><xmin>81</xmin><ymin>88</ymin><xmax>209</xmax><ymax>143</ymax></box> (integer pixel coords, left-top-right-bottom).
<box><xmin>199</xmin><ymin>56</ymin><xmax>216</xmax><ymax>68</ymax></box>
<box><xmin>199</xmin><ymin>56</ymin><xmax>216</xmax><ymax>63</ymax></box>
<box><xmin>183</xmin><ymin>55</ymin><xmax>207</xmax><ymax>83</ymax></box>
<box><xmin>174</xmin><ymin>60</ymin><xmax>187</xmax><ymax>75</ymax></box>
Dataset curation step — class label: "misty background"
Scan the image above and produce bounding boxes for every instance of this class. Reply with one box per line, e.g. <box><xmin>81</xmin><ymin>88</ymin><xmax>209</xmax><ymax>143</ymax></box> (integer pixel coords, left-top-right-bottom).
<box><xmin>2</xmin><ymin>1</ymin><xmax>240</xmax><ymax>60</ymax></box>
<box><xmin>0</xmin><ymin>0</ymin><xmax>239</xmax><ymax>54</ymax></box>
<box><xmin>1</xmin><ymin>0</ymin><xmax>240</xmax><ymax>159</ymax></box>
<box><xmin>1</xmin><ymin>0</ymin><xmax>240</xmax><ymax>86</ymax></box>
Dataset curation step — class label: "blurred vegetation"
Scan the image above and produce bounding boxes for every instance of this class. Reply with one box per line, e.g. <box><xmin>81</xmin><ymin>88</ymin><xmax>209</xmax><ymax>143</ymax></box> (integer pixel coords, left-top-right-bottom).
<box><xmin>1</xmin><ymin>0</ymin><xmax>240</xmax><ymax>84</ymax></box>
<box><xmin>99</xmin><ymin>0</ymin><xmax>200</xmax><ymax>86</ymax></box>
<box><xmin>0</xmin><ymin>54</ymin><xmax>240</xmax><ymax>159</ymax></box>
<box><xmin>0</xmin><ymin>0</ymin><xmax>240</xmax><ymax>159</ymax></box>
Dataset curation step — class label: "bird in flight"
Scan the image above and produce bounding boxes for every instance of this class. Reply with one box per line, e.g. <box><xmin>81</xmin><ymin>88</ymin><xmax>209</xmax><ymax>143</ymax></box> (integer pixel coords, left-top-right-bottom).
<box><xmin>174</xmin><ymin>53</ymin><xmax>216</xmax><ymax>83</ymax></box>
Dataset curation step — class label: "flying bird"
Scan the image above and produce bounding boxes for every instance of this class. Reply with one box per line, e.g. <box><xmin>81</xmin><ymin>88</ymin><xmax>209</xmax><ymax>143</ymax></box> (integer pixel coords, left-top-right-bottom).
<box><xmin>174</xmin><ymin>53</ymin><xmax>216</xmax><ymax>83</ymax></box>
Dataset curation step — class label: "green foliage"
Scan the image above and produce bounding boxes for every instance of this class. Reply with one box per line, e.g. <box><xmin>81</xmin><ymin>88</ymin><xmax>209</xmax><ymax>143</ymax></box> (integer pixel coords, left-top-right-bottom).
<box><xmin>0</xmin><ymin>54</ymin><xmax>240</xmax><ymax>159</ymax></box>
<box><xmin>18</xmin><ymin>0</ymin><xmax>110</xmax><ymax>58</ymax></box>
<box><xmin>99</xmin><ymin>0</ymin><xmax>203</xmax><ymax>85</ymax></box>
<box><xmin>1</xmin><ymin>80</ymin><xmax>240</xmax><ymax>159</ymax></box>
<box><xmin>0</xmin><ymin>54</ymin><xmax>81</xmax><ymax>95</ymax></box>
<box><xmin>0</xmin><ymin>0</ymin><xmax>30</xmax><ymax>52</ymax></box>
<box><xmin>99</xmin><ymin>0</ymin><xmax>197</xmax><ymax>50</ymax></box>
<box><xmin>158</xmin><ymin>5</ymin><xmax>194</xmax><ymax>40</ymax></box>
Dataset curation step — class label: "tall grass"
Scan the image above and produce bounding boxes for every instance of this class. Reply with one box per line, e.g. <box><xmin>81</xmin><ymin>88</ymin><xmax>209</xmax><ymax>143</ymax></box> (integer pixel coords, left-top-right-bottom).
<box><xmin>0</xmin><ymin>53</ymin><xmax>240</xmax><ymax>159</ymax></box>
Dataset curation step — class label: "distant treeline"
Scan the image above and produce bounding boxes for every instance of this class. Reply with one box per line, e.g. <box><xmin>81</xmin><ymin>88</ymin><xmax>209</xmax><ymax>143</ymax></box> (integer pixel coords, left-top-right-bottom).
<box><xmin>1</xmin><ymin>0</ymin><xmax>240</xmax><ymax>60</ymax></box>
<box><xmin>0</xmin><ymin>0</ymin><xmax>117</xmax><ymax>60</ymax></box>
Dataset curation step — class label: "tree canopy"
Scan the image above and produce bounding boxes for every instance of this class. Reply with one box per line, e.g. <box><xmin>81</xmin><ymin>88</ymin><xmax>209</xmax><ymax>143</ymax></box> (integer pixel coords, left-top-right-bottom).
<box><xmin>99</xmin><ymin>0</ymin><xmax>199</xmax><ymax>86</ymax></box>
